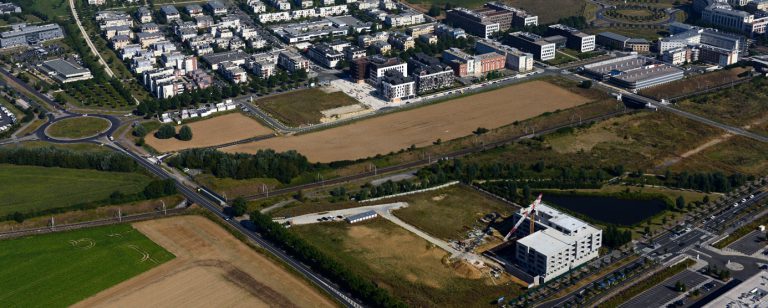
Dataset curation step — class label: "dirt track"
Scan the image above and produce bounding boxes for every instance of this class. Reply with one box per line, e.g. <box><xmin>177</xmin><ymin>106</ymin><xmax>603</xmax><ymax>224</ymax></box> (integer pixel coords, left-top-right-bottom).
<box><xmin>73</xmin><ymin>216</ymin><xmax>336</xmax><ymax>308</ymax></box>
<box><xmin>146</xmin><ymin>113</ymin><xmax>274</xmax><ymax>153</ymax></box>
<box><xmin>223</xmin><ymin>81</ymin><xmax>589</xmax><ymax>162</ymax></box>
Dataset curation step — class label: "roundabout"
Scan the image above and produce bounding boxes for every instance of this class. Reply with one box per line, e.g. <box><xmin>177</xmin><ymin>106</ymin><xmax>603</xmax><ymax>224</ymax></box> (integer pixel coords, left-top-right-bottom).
<box><xmin>39</xmin><ymin>113</ymin><xmax>120</xmax><ymax>143</ymax></box>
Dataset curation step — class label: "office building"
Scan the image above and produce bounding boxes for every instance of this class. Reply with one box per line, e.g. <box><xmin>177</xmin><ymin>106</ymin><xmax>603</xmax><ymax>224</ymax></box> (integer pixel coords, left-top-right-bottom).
<box><xmin>511</xmin><ymin>203</ymin><xmax>601</xmax><ymax>284</ymax></box>
<box><xmin>475</xmin><ymin>39</ymin><xmax>533</xmax><ymax>72</ymax></box>
<box><xmin>0</xmin><ymin>23</ymin><xmax>64</xmax><ymax>49</ymax></box>
<box><xmin>308</xmin><ymin>43</ymin><xmax>345</xmax><ymax>68</ymax></box>
<box><xmin>547</xmin><ymin>24</ymin><xmax>595</xmax><ymax>52</ymax></box>
<box><xmin>506</xmin><ymin>32</ymin><xmax>556</xmax><ymax>61</ymax></box>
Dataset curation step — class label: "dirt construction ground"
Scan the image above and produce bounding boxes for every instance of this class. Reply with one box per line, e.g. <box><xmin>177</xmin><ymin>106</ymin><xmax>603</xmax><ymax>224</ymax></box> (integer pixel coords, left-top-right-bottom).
<box><xmin>73</xmin><ymin>216</ymin><xmax>336</xmax><ymax>308</ymax></box>
<box><xmin>224</xmin><ymin>81</ymin><xmax>589</xmax><ymax>162</ymax></box>
<box><xmin>146</xmin><ymin>113</ymin><xmax>275</xmax><ymax>153</ymax></box>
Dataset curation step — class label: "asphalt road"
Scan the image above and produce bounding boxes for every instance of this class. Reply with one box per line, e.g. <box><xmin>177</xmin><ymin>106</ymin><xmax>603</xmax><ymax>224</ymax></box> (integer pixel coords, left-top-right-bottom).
<box><xmin>727</xmin><ymin>230</ymin><xmax>766</xmax><ymax>256</ymax></box>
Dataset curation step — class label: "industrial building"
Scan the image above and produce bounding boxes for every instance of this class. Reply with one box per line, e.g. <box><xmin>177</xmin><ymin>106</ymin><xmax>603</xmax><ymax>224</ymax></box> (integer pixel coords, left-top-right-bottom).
<box><xmin>507</xmin><ymin>203</ymin><xmax>602</xmax><ymax>284</ymax></box>
<box><xmin>581</xmin><ymin>55</ymin><xmax>684</xmax><ymax>90</ymax></box>
<box><xmin>506</xmin><ymin>32</ymin><xmax>556</xmax><ymax>61</ymax></box>
<box><xmin>0</xmin><ymin>23</ymin><xmax>64</xmax><ymax>49</ymax></box>
<box><xmin>547</xmin><ymin>24</ymin><xmax>595</xmax><ymax>52</ymax></box>
<box><xmin>40</xmin><ymin>58</ymin><xmax>93</xmax><ymax>83</ymax></box>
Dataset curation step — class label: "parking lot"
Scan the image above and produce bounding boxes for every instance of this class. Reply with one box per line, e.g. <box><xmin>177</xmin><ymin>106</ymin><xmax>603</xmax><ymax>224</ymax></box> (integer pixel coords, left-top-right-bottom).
<box><xmin>727</xmin><ymin>230</ymin><xmax>767</xmax><ymax>256</ymax></box>
<box><xmin>620</xmin><ymin>270</ymin><xmax>709</xmax><ymax>308</ymax></box>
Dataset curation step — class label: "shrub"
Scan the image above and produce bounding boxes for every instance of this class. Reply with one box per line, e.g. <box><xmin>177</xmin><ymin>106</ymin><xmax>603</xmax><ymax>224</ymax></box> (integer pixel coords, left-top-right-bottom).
<box><xmin>155</xmin><ymin>124</ymin><xmax>176</xmax><ymax>139</ymax></box>
<box><xmin>177</xmin><ymin>125</ymin><xmax>193</xmax><ymax>141</ymax></box>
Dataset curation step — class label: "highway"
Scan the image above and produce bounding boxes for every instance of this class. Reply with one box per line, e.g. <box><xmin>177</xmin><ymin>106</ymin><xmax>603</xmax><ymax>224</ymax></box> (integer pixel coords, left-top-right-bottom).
<box><xmin>105</xmin><ymin>141</ymin><xmax>364</xmax><ymax>308</ymax></box>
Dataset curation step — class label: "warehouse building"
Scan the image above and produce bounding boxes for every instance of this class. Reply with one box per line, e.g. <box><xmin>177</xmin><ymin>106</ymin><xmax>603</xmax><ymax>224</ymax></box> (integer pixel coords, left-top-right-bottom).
<box><xmin>581</xmin><ymin>55</ymin><xmax>684</xmax><ymax>90</ymax></box>
<box><xmin>510</xmin><ymin>203</ymin><xmax>602</xmax><ymax>284</ymax></box>
<box><xmin>345</xmin><ymin>210</ymin><xmax>378</xmax><ymax>223</ymax></box>
<box><xmin>41</xmin><ymin>58</ymin><xmax>93</xmax><ymax>83</ymax></box>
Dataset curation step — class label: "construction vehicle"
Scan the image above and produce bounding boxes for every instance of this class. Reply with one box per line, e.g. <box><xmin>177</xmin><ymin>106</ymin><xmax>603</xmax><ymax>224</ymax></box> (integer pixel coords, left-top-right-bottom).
<box><xmin>503</xmin><ymin>193</ymin><xmax>543</xmax><ymax>241</ymax></box>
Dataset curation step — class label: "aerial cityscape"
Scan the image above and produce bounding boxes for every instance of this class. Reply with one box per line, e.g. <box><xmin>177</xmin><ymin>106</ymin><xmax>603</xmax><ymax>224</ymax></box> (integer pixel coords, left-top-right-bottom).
<box><xmin>1</xmin><ymin>0</ymin><xmax>768</xmax><ymax>307</ymax></box>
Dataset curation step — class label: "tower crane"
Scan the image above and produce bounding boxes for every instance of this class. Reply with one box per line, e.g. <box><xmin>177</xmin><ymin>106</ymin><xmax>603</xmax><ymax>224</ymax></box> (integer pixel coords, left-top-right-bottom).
<box><xmin>503</xmin><ymin>193</ymin><xmax>542</xmax><ymax>241</ymax></box>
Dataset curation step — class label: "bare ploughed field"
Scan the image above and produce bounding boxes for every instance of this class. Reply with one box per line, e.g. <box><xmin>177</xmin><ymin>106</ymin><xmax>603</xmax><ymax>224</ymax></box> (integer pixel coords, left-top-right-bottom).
<box><xmin>146</xmin><ymin>113</ymin><xmax>274</xmax><ymax>153</ymax></box>
<box><xmin>73</xmin><ymin>216</ymin><xmax>335</xmax><ymax>308</ymax></box>
<box><xmin>224</xmin><ymin>81</ymin><xmax>590</xmax><ymax>162</ymax></box>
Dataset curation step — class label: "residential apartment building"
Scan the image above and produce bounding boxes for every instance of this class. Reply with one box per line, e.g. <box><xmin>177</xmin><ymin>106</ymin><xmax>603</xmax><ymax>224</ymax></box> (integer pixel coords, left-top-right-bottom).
<box><xmin>379</xmin><ymin>71</ymin><xmax>415</xmax><ymax>102</ymax></box>
<box><xmin>385</xmin><ymin>13</ymin><xmax>425</xmax><ymax>27</ymax></box>
<box><xmin>308</xmin><ymin>43</ymin><xmax>345</xmax><ymax>68</ymax></box>
<box><xmin>366</xmin><ymin>56</ymin><xmax>407</xmax><ymax>84</ymax></box>
<box><xmin>278</xmin><ymin>50</ymin><xmax>310</xmax><ymax>72</ymax></box>
<box><xmin>408</xmin><ymin>53</ymin><xmax>454</xmax><ymax>94</ymax></box>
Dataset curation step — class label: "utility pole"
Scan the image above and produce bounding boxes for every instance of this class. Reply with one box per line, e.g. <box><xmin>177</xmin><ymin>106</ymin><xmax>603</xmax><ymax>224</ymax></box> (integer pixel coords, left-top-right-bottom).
<box><xmin>161</xmin><ymin>200</ymin><xmax>166</xmax><ymax>215</ymax></box>
<box><xmin>118</xmin><ymin>208</ymin><xmax>122</xmax><ymax>222</ymax></box>
<box><xmin>50</xmin><ymin>216</ymin><xmax>54</xmax><ymax>229</ymax></box>
<box><xmin>262</xmin><ymin>184</ymin><xmax>269</xmax><ymax>198</ymax></box>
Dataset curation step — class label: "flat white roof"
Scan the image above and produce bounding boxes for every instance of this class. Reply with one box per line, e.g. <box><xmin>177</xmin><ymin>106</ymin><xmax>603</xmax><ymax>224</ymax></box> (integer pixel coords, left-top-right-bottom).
<box><xmin>704</xmin><ymin>270</ymin><xmax>768</xmax><ymax>307</ymax></box>
<box><xmin>518</xmin><ymin>230</ymin><xmax>570</xmax><ymax>256</ymax></box>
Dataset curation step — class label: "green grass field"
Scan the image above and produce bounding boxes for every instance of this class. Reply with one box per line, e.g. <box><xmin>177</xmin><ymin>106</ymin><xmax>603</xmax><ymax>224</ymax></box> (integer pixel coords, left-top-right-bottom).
<box><xmin>256</xmin><ymin>88</ymin><xmax>361</xmax><ymax>126</ymax></box>
<box><xmin>46</xmin><ymin>117</ymin><xmax>111</xmax><ymax>139</ymax></box>
<box><xmin>294</xmin><ymin>218</ymin><xmax>521</xmax><ymax>306</ymax></box>
<box><xmin>0</xmin><ymin>164</ymin><xmax>152</xmax><ymax>216</ymax></box>
<box><xmin>393</xmin><ymin>185</ymin><xmax>514</xmax><ymax>240</ymax></box>
<box><xmin>18</xmin><ymin>0</ymin><xmax>70</xmax><ymax>19</ymax></box>
<box><xmin>0</xmin><ymin>224</ymin><xmax>174</xmax><ymax>307</ymax></box>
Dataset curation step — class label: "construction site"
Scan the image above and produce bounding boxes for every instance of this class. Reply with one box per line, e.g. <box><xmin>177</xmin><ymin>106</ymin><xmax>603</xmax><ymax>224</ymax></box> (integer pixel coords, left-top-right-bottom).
<box><xmin>482</xmin><ymin>194</ymin><xmax>603</xmax><ymax>287</ymax></box>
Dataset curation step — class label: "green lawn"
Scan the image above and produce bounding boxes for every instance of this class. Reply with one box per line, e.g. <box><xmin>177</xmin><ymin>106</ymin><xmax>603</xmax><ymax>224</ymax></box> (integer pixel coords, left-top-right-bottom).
<box><xmin>256</xmin><ymin>88</ymin><xmax>362</xmax><ymax>126</ymax></box>
<box><xmin>393</xmin><ymin>185</ymin><xmax>514</xmax><ymax>240</ymax></box>
<box><xmin>46</xmin><ymin>116</ymin><xmax>111</xmax><ymax>139</ymax></box>
<box><xmin>18</xmin><ymin>0</ymin><xmax>70</xmax><ymax>19</ymax></box>
<box><xmin>0</xmin><ymin>164</ymin><xmax>152</xmax><ymax>216</ymax></box>
<box><xmin>0</xmin><ymin>224</ymin><xmax>174</xmax><ymax>307</ymax></box>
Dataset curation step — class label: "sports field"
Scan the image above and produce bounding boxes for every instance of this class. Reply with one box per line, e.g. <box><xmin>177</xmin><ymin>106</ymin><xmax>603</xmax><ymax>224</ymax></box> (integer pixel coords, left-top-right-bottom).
<box><xmin>75</xmin><ymin>216</ymin><xmax>335</xmax><ymax>307</ymax></box>
<box><xmin>145</xmin><ymin>113</ymin><xmax>274</xmax><ymax>153</ymax></box>
<box><xmin>46</xmin><ymin>116</ymin><xmax>111</xmax><ymax>139</ymax></box>
<box><xmin>0</xmin><ymin>224</ymin><xmax>174</xmax><ymax>307</ymax></box>
<box><xmin>224</xmin><ymin>80</ymin><xmax>590</xmax><ymax>162</ymax></box>
<box><xmin>294</xmin><ymin>218</ymin><xmax>520</xmax><ymax>306</ymax></box>
<box><xmin>0</xmin><ymin>164</ymin><xmax>153</xmax><ymax>216</ymax></box>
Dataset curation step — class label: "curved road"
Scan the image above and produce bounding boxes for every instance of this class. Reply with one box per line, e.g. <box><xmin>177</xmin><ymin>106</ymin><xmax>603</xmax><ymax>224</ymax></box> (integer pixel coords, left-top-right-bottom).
<box><xmin>36</xmin><ymin>113</ymin><xmax>120</xmax><ymax>143</ymax></box>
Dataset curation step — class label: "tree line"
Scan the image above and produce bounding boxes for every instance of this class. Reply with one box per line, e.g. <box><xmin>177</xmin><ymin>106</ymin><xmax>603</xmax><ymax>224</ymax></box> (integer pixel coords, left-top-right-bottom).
<box><xmin>250</xmin><ymin>210</ymin><xmax>406</xmax><ymax>307</ymax></box>
<box><xmin>662</xmin><ymin>170</ymin><xmax>748</xmax><ymax>193</ymax></box>
<box><xmin>168</xmin><ymin>148</ymin><xmax>314</xmax><ymax>184</ymax></box>
<box><xmin>4</xmin><ymin>179</ymin><xmax>177</xmax><ymax>223</ymax></box>
<box><xmin>0</xmin><ymin>147</ymin><xmax>138</xmax><ymax>172</ymax></box>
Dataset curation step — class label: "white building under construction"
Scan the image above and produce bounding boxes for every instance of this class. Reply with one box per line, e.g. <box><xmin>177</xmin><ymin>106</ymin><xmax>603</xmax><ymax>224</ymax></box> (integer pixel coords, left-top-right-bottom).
<box><xmin>511</xmin><ymin>203</ymin><xmax>602</xmax><ymax>283</ymax></box>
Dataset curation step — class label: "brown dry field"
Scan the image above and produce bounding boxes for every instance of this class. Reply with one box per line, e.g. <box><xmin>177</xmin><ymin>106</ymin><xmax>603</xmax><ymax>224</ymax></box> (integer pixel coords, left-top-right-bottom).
<box><xmin>74</xmin><ymin>216</ymin><xmax>336</xmax><ymax>308</ymax></box>
<box><xmin>224</xmin><ymin>81</ymin><xmax>590</xmax><ymax>162</ymax></box>
<box><xmin>146</xmin><ymin>113</ymin><xmax>274</xmax><ymax>153</ymax></box>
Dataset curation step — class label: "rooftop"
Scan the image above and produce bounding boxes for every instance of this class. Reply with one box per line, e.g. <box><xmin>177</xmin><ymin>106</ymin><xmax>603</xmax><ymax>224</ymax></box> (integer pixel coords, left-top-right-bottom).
<box><xmin>704</xmin><ymin>270</ymin><xmax>768</xmax><ymax>308</ymax></box>
<box><xmin>43</xmin><ymin>58</ymin><xmax>90</xmax><ymax>77</ymax></box>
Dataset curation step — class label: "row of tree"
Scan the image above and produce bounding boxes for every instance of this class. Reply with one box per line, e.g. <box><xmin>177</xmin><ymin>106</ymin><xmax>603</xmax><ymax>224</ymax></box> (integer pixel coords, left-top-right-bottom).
<box><xmin>602</xmin><ymin>225</ymin><xmax>633</xmax><ymax>249</ymax></box>
<box><xmin>0</xmin><ymin>147</ymin><xmax>138</xmax><ymax>172</ymax></box>
<box><xmin>663</xmin><ymin>170</ymin><xmax>749</xmax><ymax>193</ymax></box>
<box><xmin>4</xmin><ymin>179</ymin><xmax>177</xmax><ymax>223</ymax></box>
<box><xmin>249</xmin><ymin>210</ymin><xmax>405</xmax><ymax>307</ymax></box>
<box><xmin>168</xmin><ymin>148</ymin><xmax>313</xmax><ymax>184</ymax></box>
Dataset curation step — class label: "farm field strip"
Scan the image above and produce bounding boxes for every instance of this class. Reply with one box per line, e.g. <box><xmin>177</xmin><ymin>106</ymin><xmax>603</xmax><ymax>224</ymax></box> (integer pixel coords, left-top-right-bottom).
<box><xmin>145</xmin><ymin>113</ymin><xmax>274</xmax><ymax>153</ymax></box>
<box><xmin>224</xmin><ymin>80</ymin><xmax>591</xmax><ymax>162</ymax></box>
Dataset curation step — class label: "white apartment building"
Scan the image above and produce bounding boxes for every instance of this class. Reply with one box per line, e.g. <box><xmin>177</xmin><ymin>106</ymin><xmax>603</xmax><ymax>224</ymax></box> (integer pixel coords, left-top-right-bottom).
<box><xmin>385</xmin><ymin>13</ymin><xmax>425</xmax><ymax>28</ymax></box>
<box><xmin>513</xmin><ymin>203</ymin><xmax>602</xmax><ymax>284</ymax></box>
